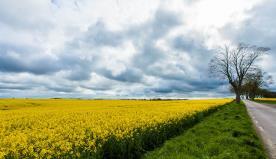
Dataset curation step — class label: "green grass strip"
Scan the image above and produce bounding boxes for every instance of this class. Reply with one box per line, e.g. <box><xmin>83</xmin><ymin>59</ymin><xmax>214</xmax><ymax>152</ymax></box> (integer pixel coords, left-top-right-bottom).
<box><xmin>143</xmin><ymin>102</ymin><xmax>267</xmax><ymax>159</ymax></box>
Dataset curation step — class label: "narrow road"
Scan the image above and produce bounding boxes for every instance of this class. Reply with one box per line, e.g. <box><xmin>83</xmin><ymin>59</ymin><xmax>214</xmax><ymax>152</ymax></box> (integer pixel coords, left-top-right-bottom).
<box><xmin>244</xmin><ymin>100</ymin><xmax>276</xmax><ymax>159</ymax></box>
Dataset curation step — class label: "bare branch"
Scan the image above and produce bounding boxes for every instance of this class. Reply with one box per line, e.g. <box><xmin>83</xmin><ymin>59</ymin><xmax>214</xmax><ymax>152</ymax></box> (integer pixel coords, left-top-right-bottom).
<box><xmin>209</xmin><ymin>43</ymin><xmax>270</xmax><ymax>103</ymax></box>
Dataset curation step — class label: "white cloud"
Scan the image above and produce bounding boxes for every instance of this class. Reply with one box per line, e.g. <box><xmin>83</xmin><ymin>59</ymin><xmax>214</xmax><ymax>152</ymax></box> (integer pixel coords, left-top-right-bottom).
<box><xmin>0</xmin><ymin>0</ymin><xmax>273</xmax><ymax>97</ymax></box>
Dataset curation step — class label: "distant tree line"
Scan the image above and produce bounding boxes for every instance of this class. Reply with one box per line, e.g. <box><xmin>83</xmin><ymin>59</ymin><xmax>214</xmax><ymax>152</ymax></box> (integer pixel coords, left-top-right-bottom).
<box><xmin>230</xmin><ymin>68</ymin><xmax>273</xmax><ymax>100</ymax></box>
<box><xmin>261</xmin><ymin>90</ymin><xmax>276</xmax><ymax>98</ymax></box>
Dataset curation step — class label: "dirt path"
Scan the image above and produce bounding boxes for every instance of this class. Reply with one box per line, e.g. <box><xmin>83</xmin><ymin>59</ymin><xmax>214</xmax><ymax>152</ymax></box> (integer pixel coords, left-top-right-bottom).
<box><xmin>244</xmin><ymin>100</ymin><xmax>276</xmax><ymax>159</ymax></box>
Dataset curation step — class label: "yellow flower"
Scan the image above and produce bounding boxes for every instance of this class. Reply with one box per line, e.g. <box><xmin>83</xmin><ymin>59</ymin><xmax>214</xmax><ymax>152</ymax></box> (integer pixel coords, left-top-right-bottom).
<box><xmin>0</xmin><ymin>98</ymin><xmax>232</xmax><ymax>158</ymax></box>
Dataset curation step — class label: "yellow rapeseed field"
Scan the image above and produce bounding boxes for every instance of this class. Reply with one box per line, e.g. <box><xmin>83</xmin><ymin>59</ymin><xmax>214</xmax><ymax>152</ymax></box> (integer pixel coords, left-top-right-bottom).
<box><xmin>0</xmin><ymin>99</ymin><xmax>232</xmax><ymax>158</ymax></box>
<box><xmin>255</xmin><ymin>98</ymin><xmax>276</xmax><ymax>101</ymax></box>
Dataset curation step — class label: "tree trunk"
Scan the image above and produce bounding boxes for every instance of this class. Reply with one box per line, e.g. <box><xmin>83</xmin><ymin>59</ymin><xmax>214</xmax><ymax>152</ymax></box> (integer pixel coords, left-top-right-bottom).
<box><xmin>250</xmin><ymin>93</ymin><xmax>256</xmax><ymax>100</ymax></box>
<box><xmin>249</xmin><ymin>92</ymin><xmax>255</xmax><ymax>100</ymax></box>
<box><xmin>232</xmin><ymin>84</ymin><xmax>241</xmax><ymax>103</ymax></box>
<box><xmin>236</xmin><ymin>91</ymin><xmax>241</xmax><ymax>103</ymax></box>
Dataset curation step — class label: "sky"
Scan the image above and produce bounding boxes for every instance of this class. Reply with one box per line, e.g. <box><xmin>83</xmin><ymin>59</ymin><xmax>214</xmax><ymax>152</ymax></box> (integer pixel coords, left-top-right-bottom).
<box><xmin>0</xmin><ymin>0</ymin><xmax>275</xmax><ymax>98</ymax></box>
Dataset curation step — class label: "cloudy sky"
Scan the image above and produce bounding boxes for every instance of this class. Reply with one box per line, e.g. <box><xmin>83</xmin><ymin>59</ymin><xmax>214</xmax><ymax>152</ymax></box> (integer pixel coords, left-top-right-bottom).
<box><xmin>0</xmin><ymin>0</ymin><xmax>275</xmax><ymax>98</ymax></box>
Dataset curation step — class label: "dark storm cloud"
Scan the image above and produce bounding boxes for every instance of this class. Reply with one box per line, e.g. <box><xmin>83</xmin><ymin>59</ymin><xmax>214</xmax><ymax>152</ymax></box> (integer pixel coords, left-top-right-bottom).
<box><xmin>129</xmin><ymin>9</ymin><xmax>182</xmax><ymax>74</ymax></box>
<box><xmin>0</xmin><ymin>1</ymin><xmax>243</xmax><ymax>97</ymax></box>
<box><xmin>59</xmin><ymin>53</ymin><xmax>93</xmax><ymax>81</ymax></box>
<box><xmin>65</xmin><ymin>8</ymin><xmax>223</xmax><ymax>94</ymax></box>
<box><xmin>46</xmin><ymin>85</ymin><xmax>75</xmax><ymax>93</ymax></box>
<box><xmin>80</xmin><ymin>85</ymin><xmax>112</xmax><ymax>91</ymax></box>
<box><xmin>143</xmin><ymin>33</ymin><xmax>226</xmax><ymax>95</ymax></box>
<box><xmin>0</xmin><ymin>44</ymin><xmax>61</xmax><ymax>74</ymax></box>
<box><xmin>151</xmin><ymin>78</ymin><xmax>226</xmax><ymax>94</ymax></box>
<box><xmin>187</xmin><ymin>79</ymin><xmax>227</xmax><ymax>91</ymax></box>
<box><xmin>0</xmin><ymin>84</ymin><xmax>30</xmax><ymax>90</ymax></box>
<box><xmin>126</xmin><ymin>9</ymin><xmax>181</xmax><ymax>40</ymax></box>
<box><xmin>146</xmin><ymin>9</ymin><xmax>181</xmax><ymax>39</ymax></box>
<box><xmin>172</xmin><ymin>36</ymin><xmax>203</xmax><ymax>52</ymax></box>
<box><xmin>62</xmin><ymin>9</ymin><xmax>181</xmax><ymax>83</ymax></box>
<box><xmin>66</xmin><ymin>68</ymin><xmax>92</xmax><ymax>81</ymax></box>
<box><xmin>133</xmin><ymin>43</ymin><xmax>165</xmax><ymax>68</ymax></box>
<box><xmin>98</xmin><ymin>68</ymin><xmax>142</xmax><ymax>83</ymax></box>
<box><xmin>151</xmin><ymin>82</ymin><xmax>192</xmax><ymax>94</ymax></box>
<box><xmin>222</xmin><ymin>1</ymin><xmax>276</xmax><ymax>50</ymax></box>
<box><xmin>72</xmin><ymin>21</ymin><xmax>125</xmax><ymax>48</ymax></box>
<box><xmin>142</xmin><ymin>35</ymin><xmax>214</xmax><ymax>83</ymax></box>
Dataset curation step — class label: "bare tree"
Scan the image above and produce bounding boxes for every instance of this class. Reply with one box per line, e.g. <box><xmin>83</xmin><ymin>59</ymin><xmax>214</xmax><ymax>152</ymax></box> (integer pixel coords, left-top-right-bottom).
<box><xmin>209</xmin><ymin>43</ymin><xmax>270</xmax><ymax>103</ymax></box>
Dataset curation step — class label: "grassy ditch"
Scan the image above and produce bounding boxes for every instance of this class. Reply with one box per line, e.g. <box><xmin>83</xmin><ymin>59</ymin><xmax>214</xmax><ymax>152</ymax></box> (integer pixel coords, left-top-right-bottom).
<box><xmin>143</xmin><ymin>102</ymin><xmax>267</xmax><ymax>159</ymax></box>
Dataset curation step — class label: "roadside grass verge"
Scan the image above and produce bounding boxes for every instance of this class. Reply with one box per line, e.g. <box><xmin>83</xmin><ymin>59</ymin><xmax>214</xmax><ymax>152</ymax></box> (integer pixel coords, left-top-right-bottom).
<box><xmin>143</xmin><ymin>102</ymin><xmax>267</xmax><ymax>159</ymax></box>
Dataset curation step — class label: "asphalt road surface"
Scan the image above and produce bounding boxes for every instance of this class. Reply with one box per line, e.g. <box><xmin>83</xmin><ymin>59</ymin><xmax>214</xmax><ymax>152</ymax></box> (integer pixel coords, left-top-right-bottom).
<box><xmin>244</xmin><ymin>100</ymin><xmax>276</xmax><ymax>159</ymax></box>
